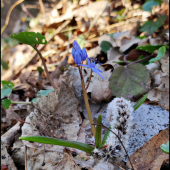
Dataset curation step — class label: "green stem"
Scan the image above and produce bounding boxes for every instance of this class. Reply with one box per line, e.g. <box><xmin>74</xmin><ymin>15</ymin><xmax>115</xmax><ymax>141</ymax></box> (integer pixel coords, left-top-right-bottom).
<box><xmin>78</xmin><ymin>66</ymin><xmax>96</xmax><ymax>137</ymax></box>
<box><xmin>11</xmin><ymin>101</ymin><xmax>32</xmax><ymax>104</ymax></box>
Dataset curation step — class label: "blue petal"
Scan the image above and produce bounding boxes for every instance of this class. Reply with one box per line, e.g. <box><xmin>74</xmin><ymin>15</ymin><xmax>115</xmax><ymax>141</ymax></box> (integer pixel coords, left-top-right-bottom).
<box><xmin>87</xmin><ymin>58</ymin><xmax>91</xmax><ymax>65</ymax></box>
<box><xmin>74</xmin><ymin>51</ymin><xmax>82</xmax><ymax>64</ymax></box>
<box><xmin>95</xmin><ymin>68</ymin><xmax>103</xmax><ymax>73</ymax></box>
<box><xmin>81</xmin><ymin>48</ymin><xmax>88</xmax><ymax>60</ymax></box>
<box><xmin>73</xmin><ymin>40</ymin><xmax>81</xmax><ymax>51</ymax></box>
<box><xmin>78</xmin><ymin>64</ymin><xmax>90</xmax><ymax>68</ymax></box>
<box><xmin>92</xmin><ymin>68</ymin><xmax>104</xmax><ymax>79</ymax></box>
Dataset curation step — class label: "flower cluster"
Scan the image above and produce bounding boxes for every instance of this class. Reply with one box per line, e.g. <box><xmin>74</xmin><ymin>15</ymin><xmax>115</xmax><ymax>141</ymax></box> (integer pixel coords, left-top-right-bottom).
<box><xmin>72</xmin><ymin>40</ymin><xmax>104</xmax><ymax>79</ymax></box>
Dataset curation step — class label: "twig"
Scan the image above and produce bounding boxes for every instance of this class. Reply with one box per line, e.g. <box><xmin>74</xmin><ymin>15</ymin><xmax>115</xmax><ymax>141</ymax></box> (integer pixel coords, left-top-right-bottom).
<box><xmin>15</xmin><ymin>119</ymin><xmax>30</xmax><ymax>124</ymax></box>
<box><xmin>123</xmin><ymin>55</ymin><xmax>153</xmax><ymax>66</ymax></box>
<box><xmin>39</xmin><ymin>0</ymin><xmax>45</xmax><ymax>14</ymax></box>
<box><xmin>1</xmin><ymin>0</ymin><xmax>24</xmax><ymax>34</ymax></box>
<box><xmin>110</xmin><ymin>161</ymin><xmax>125</xmax><ymax>170</ymax></box>
<box><xmin>85</xmin><ymin>69</ymin><xmax>92</xmax><ymax>90</ymax></box>
<box><xmin>11</xmin><ymin>101</ymin><xmax>31</xmax><ymax>104</ymax></box>
<box><xmin>92</xmin><ymin>123</ymin><xmax>134</xmax><ymax>170</ymax></box>
<box><xmin>32</xmin><ymin>45</ymin><xmax>57</xmax><ymax>89</ymax></box>
<box><xmin>25</xmin><ymin>145</ymin><xmax>27</xmax><ymax>170</ymax></box>
<box><xmin>78</xmin><ymin>66</ymin><xmax>96</xmax><ymax>137</ymax></box>
<box><xmin>21</xmin><ymin>3</ymin><xmax>34</xmax><ymax>18</ymax></box>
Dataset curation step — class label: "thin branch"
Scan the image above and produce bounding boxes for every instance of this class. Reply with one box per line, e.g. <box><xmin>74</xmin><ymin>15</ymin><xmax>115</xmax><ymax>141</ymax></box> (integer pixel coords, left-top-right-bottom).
<box><xmin>11</xmin><ymin>101</ymin><xmax>31</xmax><ymax>104</ymax></box>
<box><xmin>25</xmin><ymin>145</ymin><xmax>27</xmax><ymax>170</ymax></box>
<box><xmin>32</xmin><ymin>45</ymin><xmax>57</xmax><ymax>89</ymax></box>
<box><xmin>39</xmin><ymin>0</ymin><xmax>45</xmax><ymax>14</ymax></box>
<box><xmin>1</xmin><ymin>96</ymin><xmax>7</xmax><ymax>101</ymax></box>
<box><xmin>123</xmin><ymin>55</ymin><xmax>153</xmax><ymax>66</ymax></box>
<box><xmin>85</xmin><ymin>69</ymin><xmax>92</xmax><ymax>90</ymax></box>
<box><xmin>92</xmin><ymin>123</ymin><xmax>134</xmax><ymax>170</ymax></box>
<box><xmin>21</xmin><ymin>3</ymin><xmax>34</xmax><ymax>18</ymax></box>
<box><xmin>1</xmin><ymin>0</ymin><xmax>24</xmax><ymax>34</ymax></box>
<box><xmin>15</xmin><ymin>119</ymin><xmax>30</xmax><ymax>124</ymax></box>
<box><xmin>78</xmin><ymin>66</ymin><xmax>96</xmax><ymax>137</ymax></box>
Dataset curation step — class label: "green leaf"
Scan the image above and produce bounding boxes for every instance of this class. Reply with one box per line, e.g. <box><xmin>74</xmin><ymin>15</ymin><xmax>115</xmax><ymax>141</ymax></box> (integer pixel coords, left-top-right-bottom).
<box><xmin>136</xmin><ymin>44</ymin><xmax>165</xmax><ymax>53</ymax></box>
<box><xmin>140</xmin><ymin>15</ymin><xmax>166</xmax><ymax>35</ymax></box>
<box><xmin>1</xmin><ymin>80</ymin><xmax>14</xmax><ymax>88</ymax></box>
<box><xmin>1</xmin><ymin>84</ymin><xmax>13</xmax><ymax>99</ymax></box>
<box><xmin>136</xmin><ymin>36</ymin><xmax>147</xmax><ymax>39</ymax></box>
<box><xmin>10</xmin><ymin>32</ymin><xmax>47</xmax><ymax>46</ymax></box>
<box><xmin>32</xmin><ymin>98</ymin><xmax>38</xmax><ymax>103</ymax></box>
<box><xmin>37</xmin><ymin>67</ymin><xmax>44</xmax><ymax>74</ymax></box>
<box><xmin>149</xmin><ymin>46</ymin><xmax>166</xmax><ymax>63</ymax></box>
<box><xmin>77</xmin><ymin>35</ymin><xmax>85</xmax><ymax>49</ymax></box>
<box><xmin>102</xmin><ymin>126</ymin><xmax>111</xmax><ymax>146</ymax></box>
<box><xmin>95</xmin><ymin>115</ymin><xmax>102</xmax><ymax>148</ymax></box>
<box><xmin>37</xmin><ymin>89</ymin><xmax>54</xmax><ymax>97</ymax></box>
<box><xmin>161</xmin><ymin>141</ymin><xmax>169</xmax><ymax>154</ymax></box>
<box><xmin>142</xmin><ymin>0</ymin><xmax>162</xmax><ymax>12</ymax></box>
<box><xmin>133</xmin><ymin>94</ymin><xmax>148</xmax><ymax>111</ymax></box>
<box><xmin>100</xmin><ymin>41</ymin><xmax>113</xmax><ymax>53</ymax></box>
<box><xmin>138</xmin><ymin>55</ymin><xmax>150</xmax><ymax>65</ymax></box>
<box><xmin>1</xmin><ymin>60</ymin><xmax>8</xmax><ymax>70</ymax></box>
<box><xmin>2</xmin><ymin>98</ymin><xmax>11</xmax><ymax>109</ymax></box>
<box><xmin>109</xmin><ymin>64</ymin><xmax>149</xmax><ymax>100</ymax></box>
<box><xmin>19</xmin><ymin>136</ymin><xmax>94</xmax><ymax>155</ymax></box>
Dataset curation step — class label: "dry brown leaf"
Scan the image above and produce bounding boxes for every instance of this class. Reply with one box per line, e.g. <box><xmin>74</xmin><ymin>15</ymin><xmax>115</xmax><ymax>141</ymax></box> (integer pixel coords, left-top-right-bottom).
<box><xmin>127</xmin><ymin>128</ymin><xmax>169</xmax><ymax>170</ymax></box>
<box><xmin>53</xmin><ymin>149</ymin><xmax>81</xmax><ymax>170</ymax></box>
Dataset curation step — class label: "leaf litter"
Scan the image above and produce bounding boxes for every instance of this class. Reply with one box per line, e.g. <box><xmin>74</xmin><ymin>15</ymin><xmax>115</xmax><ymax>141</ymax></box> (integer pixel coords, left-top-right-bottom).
<box><xmin>1</xmin><ymin>0</ymin><xmax>169</xmax><ymax>169</ymax></box>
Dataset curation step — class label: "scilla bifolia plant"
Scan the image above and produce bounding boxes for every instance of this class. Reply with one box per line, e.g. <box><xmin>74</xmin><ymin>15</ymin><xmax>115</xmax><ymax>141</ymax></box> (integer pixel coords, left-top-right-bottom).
<box><xmin>11</xmin><ymin>32</ymin><xmax>148</xmax><ymax>169</ymax></box>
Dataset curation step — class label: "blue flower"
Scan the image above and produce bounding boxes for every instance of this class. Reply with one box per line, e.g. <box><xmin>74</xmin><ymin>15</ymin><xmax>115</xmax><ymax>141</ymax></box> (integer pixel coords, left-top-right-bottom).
<box><xmin>72</xmin><ymin>40</ymin><xmax>88</xmax><ymax>64</ymax></box>
<box><xmin>79</xmin><ymin>58</ymin><xmax>104</xmax><ymax>79</ymax></box>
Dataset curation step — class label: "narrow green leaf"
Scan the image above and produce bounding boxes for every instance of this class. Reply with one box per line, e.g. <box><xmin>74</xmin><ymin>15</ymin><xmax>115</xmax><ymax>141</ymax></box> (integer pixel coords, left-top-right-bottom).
<box><xmin>1</xmin><ymin>80</ymin><xmax>14</xmax><ymax>88</ymax></box>
<box><xmin>161</xmin><ymin>141</ymin><xmax>169</xmax><ymax>154</ymax></box>
<box><xmin>1</xmin><ymin>84</ymin><xmax>13</xmax><ymax>99</ymax></box>
<box><xmin>149</xmin><ymin>46</ymin><xmax>166</xmax><ymax>63</ymax></box>
<box><xmin>19</xmin><ymin>136</ymin><xmax>94</xmax><ymax>155</ymax></box>
<box><xmin>102</xmin><ymin>126</ymin><xmax>111</xmax><ymax>146</ymax></box>
<box><xmin>10</xmin><ymin>32</ymin><xmax>47</xmax><ymax>46</ymax></box>
<box><xmin>77</xmin><ymin>35</ymin><xmax>85</xmax><ymax>49</ymax></box>
<box><xmin>136</xmin><ymin>44</ymin><xmax>165</xmax><ymax>53</ymax></box>
<box><xmin>95</xmin><ymin>115</ymin><xmax>102</xmax><ymax>148</ymax></box>
<box><xmin>100</xmin><ymin>41</ymin><xmax>113</xmax><ymax>53</ymax></box>
<box><xmin>133</xmin><ymin>94</ymin><xmax>148</xmax><ymax>111</ymax></box>
<box><xmin>2</xmin><ymin>98</ymin><xmax>11</xmax><ymax>109</ymax></box>
<box><xmin>142</xmin><ymin>0</ymin><xmax>162</xmax><ymax>12</ymax></box>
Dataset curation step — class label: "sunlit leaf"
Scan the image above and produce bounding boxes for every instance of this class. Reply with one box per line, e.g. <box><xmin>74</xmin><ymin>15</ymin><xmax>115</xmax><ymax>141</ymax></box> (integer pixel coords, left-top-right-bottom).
<box><xmin>133</xmin><ymin>94</ymin><xmax>148</xmax><ymax>111</ymax></box>
<box><xmin>19</xmin><ymin>136</ymin><xmax>94</xmax><ymax>155</ymax></box>
<box><xmin>37</xmin><ymin>66</ymin><xmax>44</xmax><ymax>74</ymax></box>
<box><xmin>77</xmin><ymin>34</ymin><xmax>85</xmax><ymax>49</ymax></box>
<box><xmin>149</xmin><ymin>46</ymin><xmax>166</xmax><ymax>63</ymax></box>
<box><xmin>1</xmin><ymin>80</ymin><xmax>14</xmax><ymax>88</ymax></box>
<box><xmin>31</xmin><ymin>98</ymin><xmax>38</xmax><ymax>103</ymax></box>
<box><xmin>2</xmin><ymin>98</ymin><xmax>11</xmax><ymax>109</ymax></box>
<box><xmin>161</xmin><ymin>141</ymin><xmax>169</xmax><ymax>154</ymax></box>
<box><xmin>142</xmin><ymin>0</ymin><xmax>162</xmax><ymax>12</ymax></box>
<box><xmin>10</xmin><ymin>32</ymin><xmax>47</xmax><ymax>46</ymax></box>
<box><xmin>136</xmin><ymin>44</ymin><xmax>165</xmax><ymax>53</ymax></box>
<box><xmin>95</xmin><ymin>115</ymin><xmax>102</xmax><ymax>148</ymax></box>
<box><xmin>100</xmin><ymin>41</ymin><xmax>113</xmax><ymax>53</ymax></box>
<box><xmin>109</xmin><ymin>64</ymin><xmax>150</xmax><ymax>100</ymax></box>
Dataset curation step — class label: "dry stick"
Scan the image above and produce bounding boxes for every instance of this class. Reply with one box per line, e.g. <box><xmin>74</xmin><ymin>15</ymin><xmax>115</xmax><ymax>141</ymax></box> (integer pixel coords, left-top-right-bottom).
<box><xmin>21</xmin><ymin>3</ymin><xmax>34</xmax><ymax>18</ymax></box>
<box><xmin>92</xmin><ymin>123</ymin><xmax>134</xmax><ymax>170</ymax></box>
<box><xmin>15</xmin><ymin>119</ymin><xmax>30</xmax><ymax>124</ymax></box>
<box><xmin>32</xmin><ymin>45</ymin><xmax>57</xmax><ymax>89</ymax></box>
<box><xmin>78</xmin><ymin>66</ymin><xmax>96</xmax><ymax>137</ymax></box>
<box><xmin>85</xmin><ymin>69</ymin><xmax>92</xmax><ymax>90</ymax></box>
<box><xmin>39</xmin><ymin>0</ymin><xmax>45</xmax><ymax>14</ymax></box>
<box><xmin>25</xmin><ymin>145</ymin><xmax>27</xmax><ymax>170</ymax></box>
<box><xmin>123</xmin><ymin>55</ymin><xmax>153</xmax><ymax>66</ymax></box>
<box><xmin>1</xmin><ymin>0</ymin><xmax>24</xmax><ymax>34</ymax></box>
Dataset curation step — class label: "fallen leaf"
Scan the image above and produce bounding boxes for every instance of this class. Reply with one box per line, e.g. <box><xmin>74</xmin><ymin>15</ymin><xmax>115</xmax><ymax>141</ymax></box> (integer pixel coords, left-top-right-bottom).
<box><xmin>127</xmin><ymin>128</ymin><xmax>169</xmax><ymax>170</ymax></box>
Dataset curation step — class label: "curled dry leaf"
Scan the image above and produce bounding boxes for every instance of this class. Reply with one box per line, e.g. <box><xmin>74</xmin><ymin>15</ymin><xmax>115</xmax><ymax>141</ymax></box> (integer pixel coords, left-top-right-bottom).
<box><xmin>127</xmin><ymin>128</ymin><xmax>169</xmax><ymax>170</ymax></box>
<box><xmin>53</xmin><ymin>149</ymin><xmax>81</xmax><ymax>170</ymax></box>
